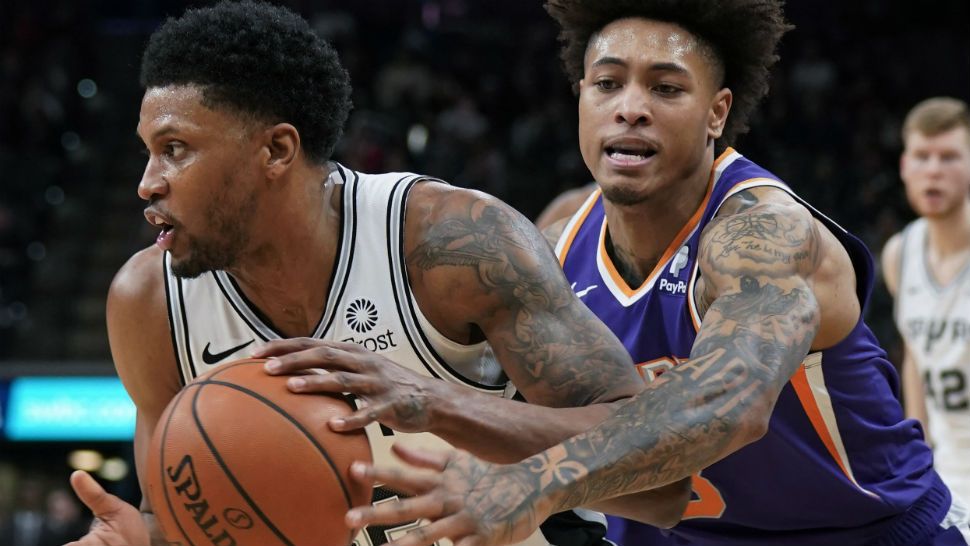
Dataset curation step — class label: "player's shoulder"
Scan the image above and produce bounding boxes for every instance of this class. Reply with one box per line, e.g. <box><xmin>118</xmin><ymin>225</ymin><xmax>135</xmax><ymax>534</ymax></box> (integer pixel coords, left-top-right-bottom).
<box><xmin>702</xmin><ymin>185</ymin><xmax>823</xmax><ymax>276</ymax></box>
<box><xmin>108</xmin><ymin>245</ymin><xmax>166</xmax><ymax>310</ymax></box>
<box><xmin>107</xmin><ymin>245</ymin><xmax>181</xmax><ymax>411</ymax></box>
<box><xmin>404</xmin><ymin>179</ymin><xmax>535</xmax><ymax>235</ymax></box>
<box><xmin>715</xmin><ymin>184</ymin><xmax>807</xmax><ymax>220</ymax></box>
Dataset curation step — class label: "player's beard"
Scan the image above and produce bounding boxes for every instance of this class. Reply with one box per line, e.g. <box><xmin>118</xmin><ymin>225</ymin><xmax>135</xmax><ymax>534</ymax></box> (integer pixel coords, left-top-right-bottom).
<box><xmin>601</xmin><ymin>184</ymin><xmax>650</xmax><ymax>206</ymax></box>
<box><xmin>171</xmin><ymin>184</ymin><xmax>259</xmax><ymax>279</ymax></box>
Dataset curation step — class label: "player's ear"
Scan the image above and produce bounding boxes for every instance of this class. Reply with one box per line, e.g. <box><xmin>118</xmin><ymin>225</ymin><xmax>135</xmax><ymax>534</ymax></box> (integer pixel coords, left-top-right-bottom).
<box><xmin>264</xmin><ymin>123</ymin><xmax>300</xmax><ymax>179</ymax></box>
<box><xmin>708</xmin><ymin>88</ymin><xmax>732</xmax><ymax>140</ymax></box>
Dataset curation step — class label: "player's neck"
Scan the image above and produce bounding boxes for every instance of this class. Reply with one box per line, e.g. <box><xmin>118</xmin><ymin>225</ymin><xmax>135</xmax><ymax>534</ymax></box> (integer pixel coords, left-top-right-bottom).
<box><xmin>925</xmin><ymin>199</ymin><xmax>970</xmax><ymax>258</ymax></box>
<box><xmin>227</xmin><ymin>164</ymin><xmax>341</xmax><ymax>337</ymax></box>
<box><xmin>600</xmin><ymin>153</ymin><xmax>713</xmax><ymax>287</ymax></box>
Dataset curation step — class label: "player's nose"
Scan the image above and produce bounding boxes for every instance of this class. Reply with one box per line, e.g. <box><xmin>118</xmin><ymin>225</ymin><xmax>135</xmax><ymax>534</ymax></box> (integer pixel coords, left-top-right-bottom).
<box><xmin>137</xmin><ymin>158</ymin><xmax>168</xmax><ymax>202</ymax></box>
<box><xmin>614</xmin><ymin>86</ymin><xmax>652</xmax><ymax>126</ymax></box>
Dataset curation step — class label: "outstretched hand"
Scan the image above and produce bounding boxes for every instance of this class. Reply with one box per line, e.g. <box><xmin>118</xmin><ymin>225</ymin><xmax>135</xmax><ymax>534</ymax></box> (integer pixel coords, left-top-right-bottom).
<box><xmin>65</xmin><ymin>471</ymin><xmax>150</xmax><ymax>546</ymax></box>
<box><xmin>257</xmin><ymin>338</ymin><xmax>444</xmax><ymax>434</ymax></box>
<box><xmin>345</xmin><ymin>444</ymin><xmax>548</xmax><ymax>546</ymax></box>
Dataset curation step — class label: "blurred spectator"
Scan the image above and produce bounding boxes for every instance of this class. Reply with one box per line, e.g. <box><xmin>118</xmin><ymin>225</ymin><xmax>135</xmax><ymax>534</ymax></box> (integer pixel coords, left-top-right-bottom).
<box><xmin>0</xmin><ymin>478</ymin><xmax>45</xmax><ymax>546</ymax></box>
<box><xmin>38</xmin><ymin>488</ymin><xmax>87</xmax><ymax>546</ymax></box>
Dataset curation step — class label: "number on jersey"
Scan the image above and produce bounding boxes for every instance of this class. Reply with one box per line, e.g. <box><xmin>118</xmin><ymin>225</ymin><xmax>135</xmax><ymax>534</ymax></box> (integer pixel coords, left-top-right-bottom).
<box><xmin>923</xmin><ymin>368</ymin><xmax>969</xmax><ymax>411</ymax></box>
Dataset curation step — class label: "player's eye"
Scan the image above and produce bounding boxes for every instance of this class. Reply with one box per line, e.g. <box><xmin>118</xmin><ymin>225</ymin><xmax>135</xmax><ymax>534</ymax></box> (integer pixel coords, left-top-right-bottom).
<box><xmin>164</xmin><ymin>141</ymin><xmax>186</xmax><ymax>158</ymax></box>
<box><xmin>654</xmin><ymin>84</ymin><xmax>682</xmax><ymax>96</ymax></box>
<box><xmin>595</xmin><ymin>79</ymin><xmax>620</xmax><ymax>91</ymax></box>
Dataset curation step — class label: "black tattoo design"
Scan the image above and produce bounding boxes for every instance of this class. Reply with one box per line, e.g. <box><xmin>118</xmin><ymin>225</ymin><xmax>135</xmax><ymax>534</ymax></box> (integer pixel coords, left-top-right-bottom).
<box><xmin>408</xmin><ymin>196</ymin><xmax>634</xmax><ymax>408</ymax></box>
<box><xmin>446</xmin><ymin>202</ymin><xmax>825</xmax><ymax>528</ymax></box>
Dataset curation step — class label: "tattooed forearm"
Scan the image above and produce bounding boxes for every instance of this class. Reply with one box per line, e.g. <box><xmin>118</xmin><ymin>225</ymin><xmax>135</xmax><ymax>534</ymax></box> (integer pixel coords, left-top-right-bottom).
<box><xmin>409</xmin><ymin>195</ymin><xmax>635</xmax><ymax>407</ymax></box>
<box><xmin>539</xmin><ymin>277</ymin><xmax>819</xmax><ymax>512</ymax></box>
<box><xmin>496</xmin><ymin>203</ymin><xmax>824</xmax><ymax>515</ymax></box>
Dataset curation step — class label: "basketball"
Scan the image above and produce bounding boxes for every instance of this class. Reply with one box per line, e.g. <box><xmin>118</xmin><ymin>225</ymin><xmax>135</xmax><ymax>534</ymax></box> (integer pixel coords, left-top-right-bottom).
<box><xmin>145</xmin><ymin>358</ymin><xmax>372</xmax><ymax>546</ymax></box>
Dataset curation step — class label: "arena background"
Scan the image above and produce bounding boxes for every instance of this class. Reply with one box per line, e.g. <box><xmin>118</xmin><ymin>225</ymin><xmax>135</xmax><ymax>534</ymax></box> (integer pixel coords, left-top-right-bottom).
<box><xmin>0</xmin><ymin>0</ymin><xmax>968</xmax><ymax>542</ymax></box>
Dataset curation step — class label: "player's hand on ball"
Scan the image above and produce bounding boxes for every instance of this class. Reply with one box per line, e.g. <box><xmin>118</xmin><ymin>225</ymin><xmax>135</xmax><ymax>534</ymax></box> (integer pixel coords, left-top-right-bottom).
<box><xmin>65</xmin><ymin>471</ymin><xmax>150</xmax><ymax>546</ymax></box>
<box><xmin>346</xmin><ymin>444</ymin><xmax>547</xmax><ymax>546</ymax></box>
<box><xmin>258</xmin><ymin>338</ymin><xmax>443</xmax><ymax>433</ymax></box>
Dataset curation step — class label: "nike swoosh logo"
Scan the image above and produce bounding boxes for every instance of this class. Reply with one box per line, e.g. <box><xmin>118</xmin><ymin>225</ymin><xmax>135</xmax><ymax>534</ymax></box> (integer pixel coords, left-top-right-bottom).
<box><xmin>202</xmin><ymin>339</ymin><xmax>255</xmax><ymax>365</ymax></box>
<box><xmin>571</xmin><ymin>282</ymin><xmax>599</xmax><ymax>298</ymax></box>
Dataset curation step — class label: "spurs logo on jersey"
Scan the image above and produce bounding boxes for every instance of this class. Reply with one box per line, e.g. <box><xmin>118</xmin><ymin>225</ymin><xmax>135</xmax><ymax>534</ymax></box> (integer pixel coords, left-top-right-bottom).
<box><xmin>895</xmin><ymin>217</ymin><xmax>970</xmax><ymax>503</ymax></box>
<box><xmin>905</xmin><ymin>318</ymin><xmax>970</xmax><ymax>354</ymax></box>
<box><xmin>164</xmin><ymin>164</ymin><xmax>595</xmax><ymax>546</ymax></box>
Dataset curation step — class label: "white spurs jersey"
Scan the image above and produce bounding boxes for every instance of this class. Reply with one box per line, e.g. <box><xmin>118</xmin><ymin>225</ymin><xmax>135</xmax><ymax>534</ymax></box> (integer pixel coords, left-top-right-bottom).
<box><xmin>894</xmin><ymin>217</ymin><xmax>970</xmax><ymax>503</ymax></box>
<box><xmin>163</xmin><ymin>165</ymin><xmax>601</xmax><ymax>546</ymax></box>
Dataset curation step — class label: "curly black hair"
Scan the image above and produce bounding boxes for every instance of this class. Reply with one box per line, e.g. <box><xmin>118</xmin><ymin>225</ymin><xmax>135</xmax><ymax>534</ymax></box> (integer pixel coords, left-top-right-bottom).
<box><xmin>545</xmin><ymin>0</ymin><xmax>791</xmax><ymax>148</ymax></box>
<box><xmin>140</xmin><ymin>0</ymin><xmax>352</xmax><ymax>164</ymax></box>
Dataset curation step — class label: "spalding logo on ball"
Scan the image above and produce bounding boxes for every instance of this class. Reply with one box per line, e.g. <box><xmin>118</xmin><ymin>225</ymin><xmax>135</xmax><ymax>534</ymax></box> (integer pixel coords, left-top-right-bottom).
<box><xmin>146</xmin><ymin>359</ymin><xmax>372</xmax><ymax>546</ymax></box>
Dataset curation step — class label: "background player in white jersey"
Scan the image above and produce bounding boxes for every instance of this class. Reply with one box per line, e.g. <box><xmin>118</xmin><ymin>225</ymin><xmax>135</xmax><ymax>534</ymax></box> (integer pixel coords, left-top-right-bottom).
<box><xmin>64</xmin><ymin>2</ymin><xmax>689</xmax><ymax>545</ymax></box>
<box><xmin>882</xmin><ymin>97</ymin><xmax>970</xmax><ymax>503</ymax></box>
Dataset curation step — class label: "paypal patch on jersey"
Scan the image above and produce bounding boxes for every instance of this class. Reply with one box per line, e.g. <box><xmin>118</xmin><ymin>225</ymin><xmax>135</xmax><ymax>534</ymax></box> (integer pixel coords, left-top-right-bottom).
<box><xmin>657</xmin><ymin>245</ymin><xmax>690</xmax><ymax>296</ymax></box>
<box><xmin>555</xmin><ymin>148</ymin><xmax>964</xmax><ymax>545</ymax></box>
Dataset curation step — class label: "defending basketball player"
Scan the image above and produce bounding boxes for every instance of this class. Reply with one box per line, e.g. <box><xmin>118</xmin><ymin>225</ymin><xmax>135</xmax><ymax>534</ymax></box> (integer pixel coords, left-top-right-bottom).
<box><xmin>63</xmin><ymin>2</ymin><xmax>694</xmax><ymax>545</ymax></box>
<box><xmin>882</xmin><ymin>98</ymin><xmax>970</xmax><ymax>504</ymax></box>
<box><xmin>338</xmin><ymin>1</ymin><xmax>970</xmax><ymax>545</ymax></box>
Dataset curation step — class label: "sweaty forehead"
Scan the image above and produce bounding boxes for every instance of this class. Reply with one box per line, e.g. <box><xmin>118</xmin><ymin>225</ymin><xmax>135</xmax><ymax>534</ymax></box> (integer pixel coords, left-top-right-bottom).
<box><xmin>584</xmin><ymin>17</ymin><xmax>721</xmax><ymax>84</ymax></box>
<box><xmin>137</xmin><ymin>85</ymin><xmax>247</xmax><ymax>140</ymax></box>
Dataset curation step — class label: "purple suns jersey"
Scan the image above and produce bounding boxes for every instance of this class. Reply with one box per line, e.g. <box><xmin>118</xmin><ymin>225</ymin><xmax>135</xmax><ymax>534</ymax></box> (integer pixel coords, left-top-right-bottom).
<box><xmin>555</xmin><ymin>149</ymin><xmax>958</xmax><ymax>545</ymax></box>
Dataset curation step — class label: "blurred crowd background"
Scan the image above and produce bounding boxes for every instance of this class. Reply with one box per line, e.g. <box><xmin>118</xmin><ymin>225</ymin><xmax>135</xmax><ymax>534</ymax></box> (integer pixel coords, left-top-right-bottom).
<box><xmin>0</xmin><ymin>0</ymin><xmax>968</xmax><ymax>542</ymax></box>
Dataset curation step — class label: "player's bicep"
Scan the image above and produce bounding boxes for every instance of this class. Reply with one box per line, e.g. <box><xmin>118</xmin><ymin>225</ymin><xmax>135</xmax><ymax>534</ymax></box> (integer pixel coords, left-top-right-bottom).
<box><xmin>694</xmin><ymin>204</ymin><xmax>822</xmax><ymax>386</ymax></box>
<box><xmin>461</xmin><ymin>204</ymin><xmax>638</xmax><ymax>406</ymax></box>
<box><xmin>408</xmin><ymin>190</ymin><xmax>639</xmax><ymax>407</ymax></box>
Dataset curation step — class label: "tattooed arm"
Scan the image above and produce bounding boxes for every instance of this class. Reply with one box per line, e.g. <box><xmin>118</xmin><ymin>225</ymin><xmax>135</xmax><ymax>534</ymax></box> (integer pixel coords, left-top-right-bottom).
<box><xmin>398</xmin><ymin>182</ymin><xmax>648</xmax><ymax>456</ymax></box>
<box><xmin>407</xmin><ymin>183</ymin><xmax>692</xmax><ymax>523</ymax></box>
<box><xmin>346</xmin><ymin>191</ymin><xmax>860</xmax><ymax>545</ymax></box>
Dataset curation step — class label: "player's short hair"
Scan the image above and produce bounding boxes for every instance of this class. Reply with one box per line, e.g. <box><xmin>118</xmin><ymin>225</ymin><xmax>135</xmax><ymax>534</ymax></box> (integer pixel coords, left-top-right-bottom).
<box><xmin>140</xmin><ymin>0</ymin><xmax>352</xmax><ymax>165</ymax></box>
<box><xmin>902</xmin><ymin>97</ymin><xmax>970</xmax><ymax>145</ymax></box>
<box><xmin>545</xmin><ymin>0</ymin><xmax>791</xmax><ymax>149</ymax></box>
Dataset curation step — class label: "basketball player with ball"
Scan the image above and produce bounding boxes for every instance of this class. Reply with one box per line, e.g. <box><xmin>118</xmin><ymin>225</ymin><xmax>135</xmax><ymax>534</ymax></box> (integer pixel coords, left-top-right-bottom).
<box><xmin>65</xmin><ymin>2</ymin><xmax>689</xmax><ymax>545</ymax></box>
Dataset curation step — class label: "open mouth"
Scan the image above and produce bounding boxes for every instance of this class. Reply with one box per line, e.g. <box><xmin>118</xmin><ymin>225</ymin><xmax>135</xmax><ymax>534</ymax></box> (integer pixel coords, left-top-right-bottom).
<box><xmin>605</xmin><ymin>145</ymin><xmax>657</xmax><ymax>162</ymax></box>
<box><xmin>147</xmin><ymin>213</ymin><xmax>175</xmax><ymax>233</ymax></box>
<box><xmin>145</xmin><ymin>210</ymin><xmax>178</xmax><ymax>249</ymax></box>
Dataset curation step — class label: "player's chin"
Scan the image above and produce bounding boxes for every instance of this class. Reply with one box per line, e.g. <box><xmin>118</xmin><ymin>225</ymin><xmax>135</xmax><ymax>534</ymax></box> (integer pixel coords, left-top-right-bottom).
<box><xmin>169</xmin><ymin>251</ymin><xmax>212</xmax><ymax>279</ymax></box>
<box><xmin>598</xmin><ymin>176</ymin><xmax>655</xmax><ymax>207</ymax></box>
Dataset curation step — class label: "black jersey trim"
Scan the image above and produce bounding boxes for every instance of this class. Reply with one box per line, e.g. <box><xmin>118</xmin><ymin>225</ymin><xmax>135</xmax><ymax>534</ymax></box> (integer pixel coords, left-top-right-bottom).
<box><xmin>311</xmin><ymin>171</ymin><xmax>347</xmax><ymax>337</ymax></box>
<box><xmin>318</xmin><ymin>169</ymin><xmax>359</xmax><ymax>336</ymax></box>
<box><xmin>332</xmin><ymin>161</ymin><xmax>348</xmax><ymax>183</ymax></box>
<box><xmin>162</xmin><ymin>252</ymin><xmax>187</xmax><ymax>387</ymax></box>
<box><xmin>175</xmin><ymin>276</ymin><xmax>197</xmax><ymax>376</ymax></box>
<box><xmin>392</xmin><ymin>178</ymin><xmax>507</xmax><ymax>391</ymax></box>
<box><xmin>386</xmin><ymin>176</ymin><xmax>444</xmax><ymax>383</ymax></box>
<box><xmin>212</xmin><ymin>273</ymin><xmax>272</xmax><ymax>342</ymax></box>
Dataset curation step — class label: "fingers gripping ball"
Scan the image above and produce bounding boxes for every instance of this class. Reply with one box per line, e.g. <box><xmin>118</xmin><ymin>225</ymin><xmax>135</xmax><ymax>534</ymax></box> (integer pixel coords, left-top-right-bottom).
<box><xmin>146</xmin><ymin>359</ymin><xmax>372</xmax><ymax>546</ymax></box>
